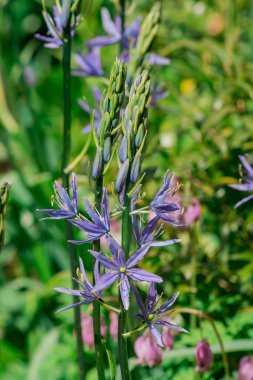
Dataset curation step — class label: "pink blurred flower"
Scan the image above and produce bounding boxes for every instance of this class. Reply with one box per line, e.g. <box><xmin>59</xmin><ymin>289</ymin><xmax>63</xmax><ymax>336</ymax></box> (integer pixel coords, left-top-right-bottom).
<box><xmin>109</xmin><ymin>311</ymin><xmax>118</xmax><ymax>341</ymax></box>
<box><xmin>81</xmin><ymin>313</ymin><xmax>106</xmax><ymax>350</ymax></box>
<box><xmin>195</xmin><ymin>339</ymin><xmax>213</xmax><ymax>372</ymax></box>
<box><xmin>236</xmin><ymin>356</ymin><xmax>253</xmax><ymax>380</ymax></box>
<box><xmin>134</xmin><ymin>331</ymin><xmax>162</xmax><ymax>367</ymax></box>
<box><xmin>162</xmin><ymin>327</ymin><xmax>174</xmax><ymax>350</ymax></box>
<box><xmin>184</xmin><ymin>198</ymin><xmax>201</xmax><ymax>226</ymax></box>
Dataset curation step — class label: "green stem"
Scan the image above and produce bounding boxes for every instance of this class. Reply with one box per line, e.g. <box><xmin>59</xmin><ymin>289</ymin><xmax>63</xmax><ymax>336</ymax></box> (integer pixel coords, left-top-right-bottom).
<box><xmin>189</xmin><ymin>226</ymin><xmax>198</xmax><ymax>329</ymax></box>
<box><xmin>119</xmin><ymin>0</ymin><xmax>125</xmax><ymax>52</ymax></box>
<box><xmin>62</xmin><ymin>22</ymin><xmax>85</xmax><ymax>380</ymax></box>
<box><xmin>174</xmin><ymin>308</ymin><xmax>230</xmax><ymax>380</ymax></box>
<box><xmin>118</xmin><ymin>195</ymin><xmax>131</xmax><ymax>380</ymax></box>
<box><xmin>93</xmin><ymin>179</ymin><xmax>106</xmax><ymax>380</ymax></box>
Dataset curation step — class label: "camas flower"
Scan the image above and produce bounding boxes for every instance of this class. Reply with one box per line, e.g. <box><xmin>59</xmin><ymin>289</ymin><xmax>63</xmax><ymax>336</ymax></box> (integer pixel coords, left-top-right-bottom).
<box><xmin>229</xmin><ymin>154</ymin><xmax>253</xmax><ymax>208</ymax></box>
<box><xmin>150</xmin><ymin>171</ymin><xmax>182</xmax><ymax>226</ymax></box>
<box><xmin>35</xmin><ymin>4</ymin><xmax>77</xmax><ymax>49</ymax></box>
<box><xmin>69</xmin><ymin>188</ymin><xmax>110</xmax><ymax>244</ymax></box>
<box><xmin>86</xmin><ymin>8</ymin><xmax>139</xmax><ymax>50</ymax></box>
<box><xmin>54</xmin><ymin>258</ymin><xmax>101</xmax><ymax>313</ymax></box>
<box><xmin>131</xmin><ymin>185</ymin><xmax>182</xmax><ymax>247</ymax></box>
<box><xmin>72</xmin><ymin>48</ymin><xmax>104</xmax><ymax>77</ymax></box>
<box><xmin>133</xmin><ymin>283</ymin><xmax>188</xmax><ymax>347</ymax></box>
<box><xmin>37</xmin><ymin>173</ymin><xmax>78</xmax><ymax>220</ymax></box>
<box><xmin>89</xmin><ymin>236</ymin><xmax>163</xmax><ymax>310</ymax></box>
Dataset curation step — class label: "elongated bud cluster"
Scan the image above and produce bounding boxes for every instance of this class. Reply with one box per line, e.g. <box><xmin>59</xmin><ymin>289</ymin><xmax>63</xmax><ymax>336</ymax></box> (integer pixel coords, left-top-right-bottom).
<box><xmin>61</xmin><ymin>0</ymin><xmax>71</xmax><ymax>28</ymax></box>
<box><xmin>0</xmin><ymin>183</ymin><xmax>11</xmax><ymax>252</ymax></box>
<box><xmin>116</xmin><ymin>71</ymin><xmax>150</xmax><ymax>193</ymax></box>
<box><xmin>129</xmin><ymin>2</ymin><xmax>162</xmax><ymax>77</ymax></box>
<box><xmin>92</xmin><ymin>59</ymin><xmax>126</xmax><ymax>180</ymax></box>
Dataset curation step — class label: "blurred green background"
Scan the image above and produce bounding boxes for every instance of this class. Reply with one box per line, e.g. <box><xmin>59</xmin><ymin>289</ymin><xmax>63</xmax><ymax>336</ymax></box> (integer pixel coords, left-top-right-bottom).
<box><xmin>1</xmin><ymin>0</ymin><xmax>253</xmax><ymax>379</ymax></box>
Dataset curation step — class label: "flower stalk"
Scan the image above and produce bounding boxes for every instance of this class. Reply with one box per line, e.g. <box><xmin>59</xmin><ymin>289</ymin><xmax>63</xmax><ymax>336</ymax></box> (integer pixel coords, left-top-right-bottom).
<box><xmin>93</xmin><ymin>179</ymin><xmax>106</xmax><ymax>380</ymax></box>
<box><xmin>118</xmin><ymin>193</ymin><xmax>132</xmax><ymax>380</ymax></box>
<box><xmin>61</xmin><ymin>15</ymin><xmax>85</xmax><ymax>380</ymax></box>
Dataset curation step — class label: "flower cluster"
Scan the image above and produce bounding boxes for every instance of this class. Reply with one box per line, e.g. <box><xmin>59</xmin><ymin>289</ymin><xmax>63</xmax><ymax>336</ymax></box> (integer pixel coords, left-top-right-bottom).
<box><xmin>39</xmin><ymin>167</ymin><xmax>186</xmax><ymax>346</ymax></box>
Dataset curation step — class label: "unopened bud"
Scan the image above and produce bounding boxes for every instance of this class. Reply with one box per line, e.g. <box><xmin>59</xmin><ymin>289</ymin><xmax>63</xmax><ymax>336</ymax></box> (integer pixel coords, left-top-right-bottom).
<box><xmin>116</xmin><ymin>159</ymin><xmax>129</xmax><ymax>193</ymax></box>
<box><xmin>119</xmin><ymin>135</ymin><xmax>128</xmax><ymax>163</ymax></box>
<box><xmin>92</xmin><ymin>148</ymin><xmax>103</xmax><ymax>180</ymax></box>
<box><xmin>103</xmin><ymin>137</ymin><xmax>111</xmax><ymax>163</ymax></box>
<box><xmin>130</xmin><ymin>153</ymin><xmax>141</xmax><ymax>184</ymax></box>
<box><xmin>135</xmin><ymin>124</ymin><xmax>144</xmax><ymax>148</ymax></box>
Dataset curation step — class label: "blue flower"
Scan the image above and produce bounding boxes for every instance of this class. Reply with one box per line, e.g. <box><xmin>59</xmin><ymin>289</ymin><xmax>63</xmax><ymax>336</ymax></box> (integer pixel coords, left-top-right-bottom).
<box><xmin>35</xmin><ymin>4</ymin><xmax>77</xmax><ymax>49</ymax></box>
<box><xmin>86</xmin><ymin>8</ymin><xmax>139</xmax><ymax>50</ymax></box>
<box><xmin>69</xmin><ymin>188</ymin><xmax>110</xmax><ymax>244</ymax></box>
<box><xmin>229</xmin><ymin>154</ymin><xmax>253</xmax><ymax>208</ymax></box>
<box><xmin>54</xmin><ymin>258</ymin><xmax>101</xmax><ymax>313</ymax></box>
<box><xmin>131</xmin><ymin>185</ymin><xmax>182</xmax><ymax>247</ymax></box>
<box><xmin>38</xmin><ymin>173</ymin><xmax>78</xmax><ymax>220</ymax></box>
<box><xmin>72</xmin><ymin>48</ymin><xmax>104</xmax><ymax>77</ymax></box>
<box><xmin>150</xmin><ymin>171</ymin><xmax>182</xmax><ymax>226</ymax></box>
<box><xmin>89</xmin><ymin>236</ymin><xmax>163</xmax><ymax>310</ymax></box>
<box><xmin>133</xmin><ymin>283</ymin><xmax>188</xmax><ymax>347</ymax></box>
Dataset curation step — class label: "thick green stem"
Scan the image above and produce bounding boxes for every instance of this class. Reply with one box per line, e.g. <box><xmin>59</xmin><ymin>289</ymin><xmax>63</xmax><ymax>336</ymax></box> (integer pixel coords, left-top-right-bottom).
<box><xmin>119</xmin><ymin>0</ymin><xmax>125</xmax><ymax>52</ymax></box>
<box><xmin>93</xmin><ymin>179</ymin><xmax>106</xmax><ymax>380</ymax></box>
<box><xmin>118</xmin><ymin>195</ymin><xmax>131</xmax><ymax>380</ymax></box>
<box><xmin>62</xmin><ymin>23</ymin><xmax>85</xmax><ymax>380</ymax></box>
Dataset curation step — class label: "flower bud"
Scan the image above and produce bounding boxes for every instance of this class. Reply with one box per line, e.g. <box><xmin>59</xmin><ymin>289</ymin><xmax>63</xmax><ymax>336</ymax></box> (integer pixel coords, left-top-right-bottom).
<box><xmin>80</xmin><ymin>313</ymin><xmax>106</xmax><ymax>350</ymax></box>
<box><xmin>195</xmin><ymin>340</ymin><xmax>213</xmax><ymax>373</ymax></box>
<box><xmin>116</xmin><ymin>159</ymin><xmax>129</xmax><ymax>193</ymax></box>
<box><xmin>135</xmin><ymin>124</ymin><xmax>144</xmax><ymax>148</ymax></box>
<box><xmin>162</xmin><ymin>328</ymin><xmax>174</xmax><ymax>350</ymax></box>
<box><xmin>103</xmin><ymin>137</ymin><xmax>111</xmax><ymax>163</ymax></box>
<box><xmin>109</xmin><ymin>311</ymin><xmax>118</xmax><ymax>341</ymax></box>
<box><xmin>236</xmin><ymin>356</ymin><xmax>253</xmax><ymax>380</ymax></box>
<box><xmin>92</xmin><ymin>148</ymin><xmax>103</xmax><ymax>180</ymax></box>
<box><xmin>119</xmin><ymin>135</ymin><xmax>128</xmax><ymax>163</ymax></box>
<box><xmin>130</xmin><ymin>153</ymin><xmax>141</xmax><ymax>184</ymax></box>
<box><xmin>184</xmin><ymin>198</ymin><xmax>201</xmax><ymax>226</ymax></box>
<box><xmin>134</xmin><ymin>331</ymin><xmax>162</xmax><ymax>367</ymax></box>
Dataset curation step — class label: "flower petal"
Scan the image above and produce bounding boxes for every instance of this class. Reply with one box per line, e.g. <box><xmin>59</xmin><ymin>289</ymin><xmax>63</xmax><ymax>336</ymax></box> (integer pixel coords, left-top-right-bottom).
<box><xmin>54</xmin><ymin>287</ymin><xmax>83</xmax><ymax>297</ymax></box>
<box><xmin>126</xmin><ymin>242</ymin><xmax>152</xmax><ymax>268</ymax></box>
<box><xmin>157</xmin><ymin>292</ymin><xmax>179</xmax><ymax>314</ymax></box>
<box><xmin>119</xmin><ymin>274</ymin><xmax>130</xmax><ymax>310</ymax></box>
<box><xmin>155</xmin><ymin>320</ymin><xmax>189</xmax><ymax>334</ymax></box>
<box><xmin>88</xmin><ymin>250</ymin><xmax>117</xmax><ymax>270</ymax></box>
<box><xmin>91</xmin><ymin>272</ymin><xmax>118</xmax><ymax>293</ymax></box>
<box><xmin>128</xmin><ymin>268</ymin><xmax>163</xmax><ymax>283</ymax></box>
<box><xmin>149</xmin><ymin>324</ymin><xmax>164</xmax><ymax>347</ymax></box>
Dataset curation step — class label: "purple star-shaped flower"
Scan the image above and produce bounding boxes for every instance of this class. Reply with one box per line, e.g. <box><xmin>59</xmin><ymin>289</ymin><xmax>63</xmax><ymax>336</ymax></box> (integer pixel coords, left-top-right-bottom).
<box><xmin>35</xmin><ymin>5</ymin><xmax>77</xmax><ymax>49</ymax></box>
<box><xmin>229</xmin><ymin>154</ymin><xmax>253</xmax><ymax>208</ymax></box>
<box><xmin>72</xmin><ymin>48</ymin><xmax>104</xmax><ymax>77</ymax></box>
<box><xmin>69</xmin><ymin>187</ymin><xmax>110</xmax><ymax>244</ymax></box>
<box><xmin>78</xmin><ymin>86</ymin><xmax>102</xmax><ymax>134</ymax></box>
<box><xmin>89</xmin><ymin>236</ymin><xmax>163</xmax><ymax>310</ymax></box>
<box><xmin>86</xmin><ymin>8</ymin><xmax>139</xmax><ymax>50</ymax></box>
<box><xmin>54</xmin><ymin>257</ymin><xmax>101</xmax><ymax>313</ymax></box>
<box><xmin>37</xmin><ymin>173</ymin><xmax>78</xmax><ymax>220</ymax></box>
<box><xmin>133</xmin><ymin>283</ymin><xmax>188</xmax><ymax>347</ymax></box>
<box><xmin>131</xmin><ymin>185</ymin><xmax>182</xmax><ymax>247</ymax></box>
<box><xmin>150</xmin><ymin>171</ymin><xmax>182</xmax><ymax>226</ymax></box>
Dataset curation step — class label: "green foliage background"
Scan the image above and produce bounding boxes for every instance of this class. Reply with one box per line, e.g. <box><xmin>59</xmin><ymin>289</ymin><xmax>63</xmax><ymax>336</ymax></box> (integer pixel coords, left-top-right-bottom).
<box><xmin>0</xmin><ymin>0</ymin><xmax>253</xmax><ymax>379</ymax></box>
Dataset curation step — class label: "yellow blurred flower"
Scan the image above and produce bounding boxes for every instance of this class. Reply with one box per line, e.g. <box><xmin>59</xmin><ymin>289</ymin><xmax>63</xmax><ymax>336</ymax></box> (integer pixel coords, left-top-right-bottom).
<box><xmin>180</xmin><ymin>78</ymin><xmax>196</xmax><ymax>95</ymax></box>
